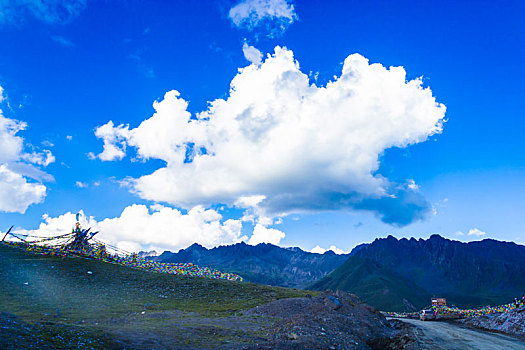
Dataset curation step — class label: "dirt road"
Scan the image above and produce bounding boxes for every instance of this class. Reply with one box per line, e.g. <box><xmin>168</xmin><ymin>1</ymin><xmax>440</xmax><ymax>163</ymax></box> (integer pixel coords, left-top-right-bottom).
<box><xmin>392</xmin><ymin>318</ymin><xmax>525</xmax><ymax>350</ymax></box>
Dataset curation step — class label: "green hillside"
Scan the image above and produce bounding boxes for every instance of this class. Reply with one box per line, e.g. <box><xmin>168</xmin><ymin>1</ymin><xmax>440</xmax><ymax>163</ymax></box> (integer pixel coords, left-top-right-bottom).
<box><xmin>310</xmin><ymin>255</ymin><xmax>429</xmax><ymax>311</ymax></box>
<box><xmin>0</xmin><ymin>244</ymin><xmax>314</xmax><ymax>349</ymax></box>
<box><xmin>310</xmin><ymin>235</ymin><xmax>525</xmax><ymax>312</ymax></box>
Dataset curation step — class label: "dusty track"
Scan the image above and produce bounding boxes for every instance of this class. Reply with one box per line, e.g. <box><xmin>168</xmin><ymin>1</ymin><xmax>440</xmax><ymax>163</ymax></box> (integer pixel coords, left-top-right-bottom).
<box><xmin>392</xmin><ymin>318</ymin><xmax>525</xmax><ymax>350</ymax></box>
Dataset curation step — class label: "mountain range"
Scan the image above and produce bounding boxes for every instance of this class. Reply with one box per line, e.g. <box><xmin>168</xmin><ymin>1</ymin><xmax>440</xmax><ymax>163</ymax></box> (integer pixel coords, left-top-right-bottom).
<box><xmin>153</xmin><ymin>242</ymin><xmax>349</xmax><ymax>288</ymax></box>
<box><xmin>311</xmin><ymin>235</ymin><xmax>525</xmax><ymax>311</ymax></box>
<box><xmin>152</xmin><ymin>235</ymin><xmax>525</xmax><ymax>312</ymax></box>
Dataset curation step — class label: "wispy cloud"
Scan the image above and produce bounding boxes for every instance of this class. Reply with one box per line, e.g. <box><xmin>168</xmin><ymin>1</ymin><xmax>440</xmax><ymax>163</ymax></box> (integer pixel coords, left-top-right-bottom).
<box><xmin>242</xmin><ymin>42</ymin><xmax>262</xmax><ymax>65</ymax></box>
<box><xmin>75</xmin><ymin>181</ymin><xmax>88</xmax><ymax>188</ymax></box>
<box><xmin>51</xmin><ymin>35</ymin><xmax>74</xmax><ymax>47</ymax></box>
<box><xmin>0</xmin><ymin>0</ymin><xmax>87</xmax><ymax>25</ymax></box>
<box><xmin>128</xmin><ymin>53</ymin><xmax>156</xmax><ymax>79</ymax></box>
<box><xmin>353</xmin><ymin>222</ymin><xmax>364</xmax><ymax>229</ymax></box>
<box><xmin>229</xmin><ymin>0</ymin><xmax>297</xmax><ymax>37</ymax></box>
<box><xmin>456</xmin><ymin>228</ymin><xmax>487</xmax><ymax>237</ymax></box>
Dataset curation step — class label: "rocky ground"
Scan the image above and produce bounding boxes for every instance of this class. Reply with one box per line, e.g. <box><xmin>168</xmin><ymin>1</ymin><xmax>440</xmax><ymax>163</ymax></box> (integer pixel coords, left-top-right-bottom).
<box><xmin>104</xmin><ymin>290</ymin><xmax>418</xmax><ymax>349</ymax></box>
<box><xmin>242</xmin><ymin>290</ymin><xmax>414</xmax><ymax>349</ymax></box>
<box><xmin>457</xmin><ymin>305</ymin><xmax>525</xmax><ymax>338</ymax></box>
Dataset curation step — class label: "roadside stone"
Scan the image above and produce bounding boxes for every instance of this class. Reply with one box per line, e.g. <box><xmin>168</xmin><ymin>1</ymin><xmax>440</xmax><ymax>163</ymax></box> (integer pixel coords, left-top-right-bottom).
<box><xmin>326</xmin><ymin>296</ymin><xmax>342</xmax><ymax>310</ymax></box>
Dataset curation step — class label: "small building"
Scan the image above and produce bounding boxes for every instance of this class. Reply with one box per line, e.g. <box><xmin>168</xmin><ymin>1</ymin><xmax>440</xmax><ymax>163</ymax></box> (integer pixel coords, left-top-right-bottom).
<box><xmin>431</xmin><ymin>298</ymin><xmax>447</xmax><ymax>306</ymax></box>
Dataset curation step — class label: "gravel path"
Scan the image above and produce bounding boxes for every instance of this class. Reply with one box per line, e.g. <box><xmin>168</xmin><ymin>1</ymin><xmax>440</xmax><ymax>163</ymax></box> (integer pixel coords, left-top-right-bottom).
<box><xmin>393</xmin><ymin>318</ymin><xmax>525</xmax><ymax>350</ymax></box>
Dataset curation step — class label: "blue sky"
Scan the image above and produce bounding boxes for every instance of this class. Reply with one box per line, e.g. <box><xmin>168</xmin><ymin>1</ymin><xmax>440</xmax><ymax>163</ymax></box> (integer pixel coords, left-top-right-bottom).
<box><xmin>0</xmin><ymin>0</ymin><xmax>523</xmax><ymax>253</ymax></box>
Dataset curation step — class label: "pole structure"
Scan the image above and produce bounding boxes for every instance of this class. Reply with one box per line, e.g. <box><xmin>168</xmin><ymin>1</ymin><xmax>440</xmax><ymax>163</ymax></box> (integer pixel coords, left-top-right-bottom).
<box><xmin>1</xmin><ymin>226</ymin><xmax>13</xmax><ymax>242</ymax></box>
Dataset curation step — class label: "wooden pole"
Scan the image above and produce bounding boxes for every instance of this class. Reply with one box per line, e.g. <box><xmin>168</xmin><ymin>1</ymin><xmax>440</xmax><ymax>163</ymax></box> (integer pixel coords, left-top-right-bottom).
<box><xmin>1</xmin><ymin>226</ymin><xmax>13</xmax><ymax>242</ymax></box>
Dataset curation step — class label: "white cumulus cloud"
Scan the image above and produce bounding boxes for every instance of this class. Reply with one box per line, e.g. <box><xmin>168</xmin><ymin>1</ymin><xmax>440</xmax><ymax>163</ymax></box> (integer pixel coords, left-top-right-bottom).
<box><xmin>0</xmin><ymin>86</ymin><xmax>53</xmax><ymax>213</ymax></box>
<box><xmin>97</xmin><ymin>205</ymin><xmax>246</xmax><ymax>252</ymax></box>
<box><xmin>467</xmin><ymin>228</ymin><xmax>486</xmax><ymax>236</ymax></box>
<box><xmin>248</xmin><ymin>223</ymin><xmax>285</xmax><ymax>245</ymax></box>
<box><xmin>0</xmin><ymin>115</ymin><xmax>26</xmax><ymax>164</ymax></box>
<box><xmin>0</xmin><ymin>164</ymin><xmax>46</xmax><ymax>213</ymax></box>
<box><xmin>310</xmin><ymin>245</ymin><xmax>347</xmax><ymax>255</ymax></box>
<box><xmin>93</xmin><ymin>46</ymin><xmax>446</xmax><ymax>227</ymax></box>
<box><xmin>229</xmin><ymin>0</ymin><xmax>297</xmax><ymax>37</ymax></box>
<box><xmin>14</xmin><ymin>205</ymin><xmax>260</xmax><ymax>253</ymax></box>
<box><xmin>92</xmin><ymin>120</ymin><xmax>130</xmax><ymax>161</ymax></box>
<box><xmin>310</xmin><ymin>245</ymin><xmax>325</xmax><ymax>254</ymax></box>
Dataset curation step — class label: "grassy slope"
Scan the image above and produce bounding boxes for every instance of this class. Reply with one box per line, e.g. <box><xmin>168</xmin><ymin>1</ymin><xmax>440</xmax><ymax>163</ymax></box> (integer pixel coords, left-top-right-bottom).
<box><xmin>310</xmin><ymin>255</ymin><xmax>429</xmax><ymax>312</ymax></box>
<box><xmin>0</xmin><ymin>244</ymin><xmax>316</xmax><ymax>348</ymax></box>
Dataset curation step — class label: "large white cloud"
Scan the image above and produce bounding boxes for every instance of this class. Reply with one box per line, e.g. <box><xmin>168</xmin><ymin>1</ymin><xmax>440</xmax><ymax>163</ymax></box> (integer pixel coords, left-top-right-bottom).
<box><xmin>229</xmin><ymin>0</ymin><xmax>297</xmax><ymax>36</ymax></box>
<box><xmin>94</xmin><ymin>46</ymin><xmax>446</xmax><ymax>226</ymax></box>
<box><xmin>12</xmin><ymin>205</ymin><xmax>286</xmax><ymax>253</ymax></box>
<box><xmin>97</xmin><ymin>205</ymin><xmax>246</xmax><ymax>252</ymax></box>
<box><xmin>0</xmin><ymin>86</ymin><xmax>53</xmax><ymax>213</ymax></box>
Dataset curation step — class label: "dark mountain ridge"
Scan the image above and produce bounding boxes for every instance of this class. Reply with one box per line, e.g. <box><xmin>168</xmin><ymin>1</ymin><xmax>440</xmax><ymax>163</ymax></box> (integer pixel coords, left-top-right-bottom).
<box><xmin>312</xmin><ymin>234</ymin><xmax>525</xmax><ymax>312</ymax></box>
<box><xmin>153</xmin><ymin>242</ymin><xmax>350</xmax><ymax>288</ymax></box>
